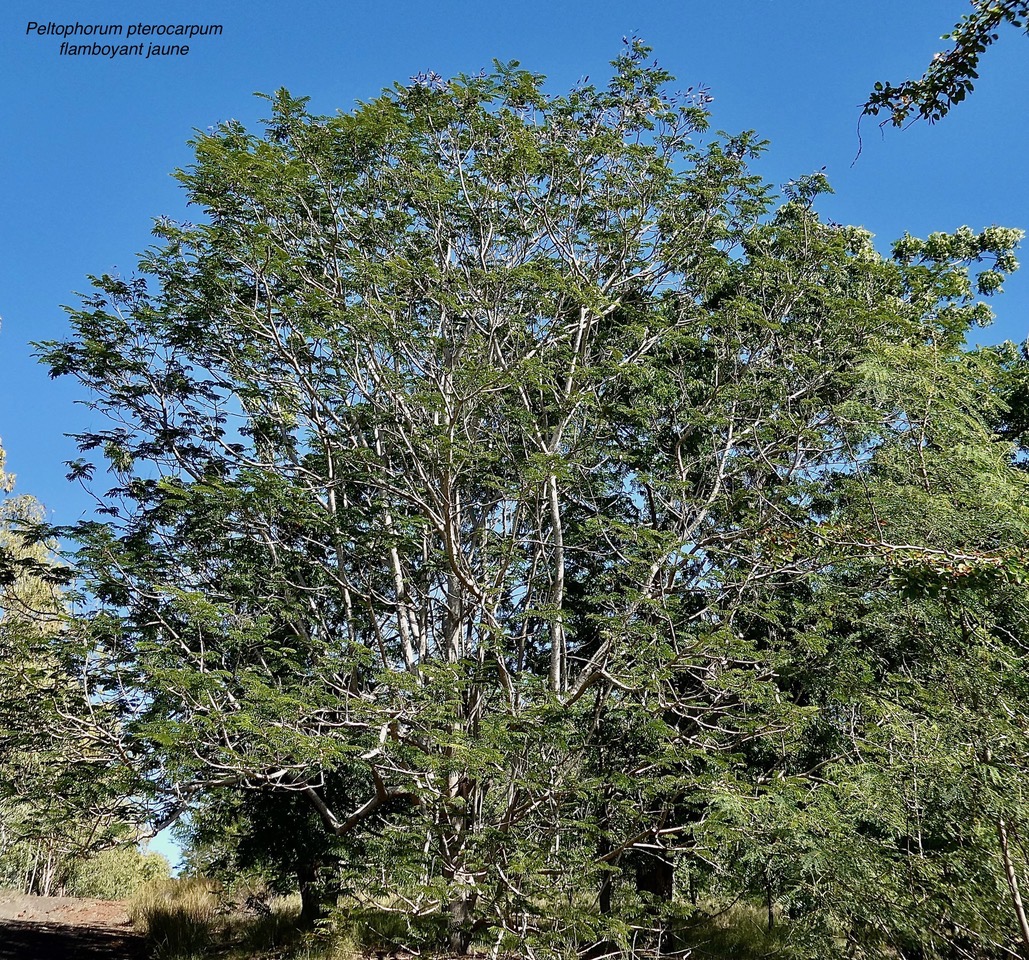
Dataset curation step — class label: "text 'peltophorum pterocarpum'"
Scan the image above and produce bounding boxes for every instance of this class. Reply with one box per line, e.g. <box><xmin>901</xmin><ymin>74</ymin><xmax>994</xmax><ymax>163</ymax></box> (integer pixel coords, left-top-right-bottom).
<box><xmin>25</xmin><ymin>21</ymin><xmax>223</xmax><ymax>58</ymax></box>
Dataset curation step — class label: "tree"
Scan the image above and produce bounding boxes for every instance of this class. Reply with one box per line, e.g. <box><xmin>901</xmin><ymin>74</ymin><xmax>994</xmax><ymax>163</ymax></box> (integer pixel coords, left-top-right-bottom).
<box><xmin>179</xmin><ymin>785</ymin><xmax>359</xmax><ymax>926</ymax></box>
<box><xmin>865</xmin><ymin>1</ymin><xmax>1029</xmax><ymax>126</ymax></box>
<box><xmin>0</xmin><ymin>440</ymin><xmax>141</xmax><ymax>894</ymax></box>
<box><xmin>38</xmin><ymin>43</ymin><xmax>1029</xmax><ymax>956</ymax></box>
<box><xmin>0</xmin><ymin>439</ymin><xmax>75</xmax><ymax>895</ymax></box>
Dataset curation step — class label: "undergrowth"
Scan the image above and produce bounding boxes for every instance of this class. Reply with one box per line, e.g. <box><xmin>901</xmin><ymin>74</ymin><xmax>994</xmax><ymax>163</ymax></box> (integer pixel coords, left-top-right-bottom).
<box><xmin>128</xmin><ymin>878</ymin><xmax>822</xmax><ymax>960</ymax></box>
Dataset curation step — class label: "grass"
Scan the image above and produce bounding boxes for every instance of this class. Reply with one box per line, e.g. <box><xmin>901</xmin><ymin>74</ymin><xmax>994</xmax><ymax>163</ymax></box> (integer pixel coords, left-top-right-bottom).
<box><xmin>128</xmin><ymin>878</ymin><xmax>355</xmax><ymax>960</ymax></box>
<box><xmin>129</xmin><ymin>877</ymin><xmax>223</xmax><ymax>959</ymax></box>
<box><xmin>126</xmin><ymin>879</ymin><xmax>815</xmax><ymax>960</ymax></box>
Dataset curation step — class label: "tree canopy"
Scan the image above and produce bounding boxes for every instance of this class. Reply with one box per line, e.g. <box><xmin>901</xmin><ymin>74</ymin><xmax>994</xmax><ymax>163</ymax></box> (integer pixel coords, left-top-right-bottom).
<box><xmin>33</xmin><ymin>43</ymin><xmax>1029</xmax><ymax>957</ymax></box>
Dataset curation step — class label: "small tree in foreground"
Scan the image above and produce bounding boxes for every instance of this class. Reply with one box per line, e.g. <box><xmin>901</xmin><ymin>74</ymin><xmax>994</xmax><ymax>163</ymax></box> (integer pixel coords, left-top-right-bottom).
<box><xmin>38</xmin><ymin>43</ymin><xmax>1029</xmax><ymax>956</ymax></box>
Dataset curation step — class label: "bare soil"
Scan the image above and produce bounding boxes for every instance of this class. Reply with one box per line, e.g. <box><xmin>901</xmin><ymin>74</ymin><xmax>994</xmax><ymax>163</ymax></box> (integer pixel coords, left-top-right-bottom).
<box><xmin>0</xmin><ymin>892</ymin><xmax>148</xmax><ymax>959</ymax></box>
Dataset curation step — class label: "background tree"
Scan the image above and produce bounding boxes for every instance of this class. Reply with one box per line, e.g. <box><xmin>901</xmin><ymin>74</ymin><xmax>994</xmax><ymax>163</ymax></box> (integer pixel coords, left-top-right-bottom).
<box><xmin>0</xmin><ymin>438</ymin><xmax>78</xmax><ymax>895</ymax></box>
<box><xmin>181</xmin><ymin>776</ymin><xmax>364</xmax><ymax>925</ymax></box>
<box><xmin>37</xmin><ymin>43</ymin><xmax>1029</xmax><ymax>956</ymax></box>
<box><xmin>0</xmin><ymin>438</ymin><xmax>159</xmax><ymax>895</ymax></box>
<box><xmin>865</xmin><ymin>1</ymin><xmax>1029</xmax><ymax>125</ymax></box>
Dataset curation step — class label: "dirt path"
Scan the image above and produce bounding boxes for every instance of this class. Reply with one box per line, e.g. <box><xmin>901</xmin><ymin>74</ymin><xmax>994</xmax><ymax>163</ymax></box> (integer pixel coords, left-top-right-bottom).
<box><xmin>0</xmin><ymin>893</ymin><xmax>149</xmax><ymax>959</ymax></box>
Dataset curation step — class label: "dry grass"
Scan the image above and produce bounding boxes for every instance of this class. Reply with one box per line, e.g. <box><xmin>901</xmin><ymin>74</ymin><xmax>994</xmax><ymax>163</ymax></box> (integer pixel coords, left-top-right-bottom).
<box><xmin>129</xmin><ymin>877</ymin><xmax>223</xmax><ymax>958</ymax></box>
<box><xmin>127</xmin><ymin>881</ymin><xmax>804</xmax><ymax>960</ymax></box>
<box><xmin>127</xmin><ymin>878</ymin><xmax>350</xmax><ymax>959</ymax></box>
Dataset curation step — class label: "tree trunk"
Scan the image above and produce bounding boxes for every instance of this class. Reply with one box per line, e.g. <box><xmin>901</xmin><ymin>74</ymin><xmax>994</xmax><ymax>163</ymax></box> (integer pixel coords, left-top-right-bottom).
<box><xmin>635</xmin><ymin>852</ymin><xmax>674</xmax><ymax>905</ymax></box>
<box><xmin>297</xmin><ymin>863</ymin><xmax>322</xmax><ymax>928</ymax></box>
<box><xmin>998</xmin><ymin>819</ymin><xmax>1029</xmax><ymax>955</ymax></box>
<box><xmin>447</xmin><ymin>888</ymin><xmax>477</xmax><ymax>953</ymax></box>
<box><xmin>599</xmin><ymin>868</ymin><xmax>613</xmax><ymax>917</ymax></box>
<box><xmin>598</xmin><ymin>796</ymin><xmax>613</xmax><ymax>916</ymax></box>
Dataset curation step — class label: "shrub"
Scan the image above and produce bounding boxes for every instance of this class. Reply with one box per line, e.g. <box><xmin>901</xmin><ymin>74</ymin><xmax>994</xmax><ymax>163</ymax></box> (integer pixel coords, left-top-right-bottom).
<box><xmin>68</xmin><ymin>844</ymin><xmax>171</xmax><ymax>900</ymax></box>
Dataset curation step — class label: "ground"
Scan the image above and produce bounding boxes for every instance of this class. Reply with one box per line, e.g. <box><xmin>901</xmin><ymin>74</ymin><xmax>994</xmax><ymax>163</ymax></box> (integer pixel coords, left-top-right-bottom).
<box><xmin>0</xmin><ymin>891</ymin><xmax>148</xmax><ymax>959</ymax></box>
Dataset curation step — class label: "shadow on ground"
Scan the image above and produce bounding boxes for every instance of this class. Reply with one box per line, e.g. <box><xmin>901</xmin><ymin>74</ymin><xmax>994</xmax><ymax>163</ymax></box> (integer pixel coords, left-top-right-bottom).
<box><xmin>0</xmin><ymin>918</ymin><xmax>148</xmax><ymax>959</ymax></box>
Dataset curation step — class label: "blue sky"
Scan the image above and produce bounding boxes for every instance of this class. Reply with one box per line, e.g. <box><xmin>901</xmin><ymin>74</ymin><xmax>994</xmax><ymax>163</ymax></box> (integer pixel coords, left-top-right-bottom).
<box><xmin>2</xmin><ymin>0</ymin><xmax>1028</xmax><ymax>863</ymax></box>
<box><xmin>3</xmin><ymin>0</ymin><xmax>1028</xmax><ymax>517</ymax></box>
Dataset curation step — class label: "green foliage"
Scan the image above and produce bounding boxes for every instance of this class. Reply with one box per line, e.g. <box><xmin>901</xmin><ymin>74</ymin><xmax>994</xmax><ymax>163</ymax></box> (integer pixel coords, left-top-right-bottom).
<box><xmin>865</xmin><ymin>1</ymin><xmax>1029</xmax><ymax>125</ymax></box>
<box><xmin>35</xmin><ymin>41</ymin><xmax>1029</xmax><ymax>958</ymax></box>
<box><xmin>67</xmin><ymin>844</ymin><xmax>171</xmax><ymax>900</ymax></box>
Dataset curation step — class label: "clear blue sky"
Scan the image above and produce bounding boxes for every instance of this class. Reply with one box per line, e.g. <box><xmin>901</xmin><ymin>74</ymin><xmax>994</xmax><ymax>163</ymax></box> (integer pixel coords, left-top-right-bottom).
<box><xmin>2</xmin><ymin>0</ymin><xmax>1027</xmax><ymax>870</ymax></box>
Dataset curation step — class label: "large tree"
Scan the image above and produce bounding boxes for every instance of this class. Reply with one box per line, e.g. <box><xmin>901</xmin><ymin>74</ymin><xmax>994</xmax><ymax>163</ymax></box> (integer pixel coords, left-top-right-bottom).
<box><xmin>39</xmin><ymin>44</ymin><xmax>1029</xmax><ymax>956</ymax></box>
